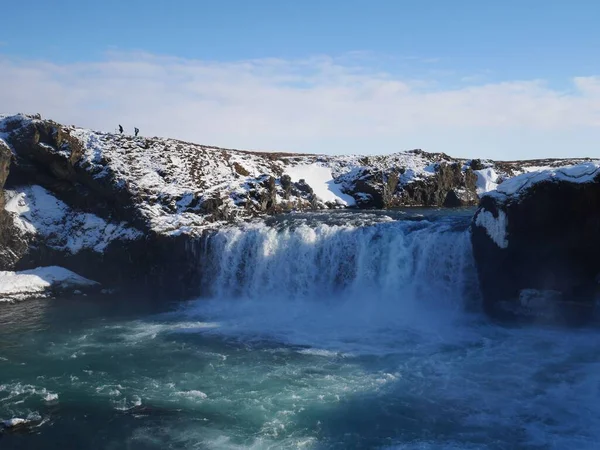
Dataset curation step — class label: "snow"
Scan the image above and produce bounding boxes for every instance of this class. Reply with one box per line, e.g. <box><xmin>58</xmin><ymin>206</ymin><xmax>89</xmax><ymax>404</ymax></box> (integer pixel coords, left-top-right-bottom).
<box><xmin>475</xmin><ymin>209</ymin><xmax>509</xmax><ymax>248</ymax></box>
<box><xmin>285</xmin><ymin>164</ymin><xmax>356</xmax><ymax>206</ymax></box>
<box><xmin>489</xmin><ymin>162</ymin><xmax>600</xmax><ymax>200</ymax></box>
<box><xmin>0</xmin><ymin>266</ymin><xmax>99</xmax><ymax>302</ymax></box>
<box><xmin>475</xmin><ymin>168</ymin><xmax>501</xmax><ymax>195</ymax></box>
<box><xmin>4</xmin><ymin>185</ymin><xmax>143</xmax><ymax>253</ymax></box>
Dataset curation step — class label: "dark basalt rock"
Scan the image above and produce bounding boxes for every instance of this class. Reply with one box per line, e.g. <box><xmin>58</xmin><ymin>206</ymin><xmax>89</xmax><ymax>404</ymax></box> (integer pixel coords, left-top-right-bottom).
<box><xmin>346</xmin><ymin>163</ymin><xmax>479</xmax><ymax>209</ymax></box>
<box><xmin>471</xmin><ymin>177</ymin><xmax>600</xmax><ymax>324</ymax></box>
<box><xmin>469</xmin><ymin>159</ymin><xmax>486</xmax><ymax>171</ymax></box>
<box><xmin>280</xmin><ymin>174</ymin><xmax>292</xmax><ymax>199</ymax></box>
<box><xmin>399</xmin><ymin>163</ymin><xmax>479</xmax><ymax>207</ymax></box>
<box><xmin>12</xmin><ymin>231</ymin><xmax>206</xmax><ymax>300</ymax></box>
<box><xmin>350</xmin><ymin>170</ymin><xmax>400</xmax><ymax>208</ymax></box>
<box><xmin>0</xmin><ymin>140</ymin><xmax>28</xmax><ymax>269</ymax></box>
<box><xmin>4</xmin><ymin>117</ymin><xmax>145</xmax><ymax>228</ymax></box>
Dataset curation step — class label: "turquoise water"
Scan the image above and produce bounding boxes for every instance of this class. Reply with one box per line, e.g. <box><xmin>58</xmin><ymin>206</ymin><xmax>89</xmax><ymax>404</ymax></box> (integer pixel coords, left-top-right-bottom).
<box><xmin>2</xmin><ymin>213</ymin><xmax>600</xmax><ymax>449</ymax></box>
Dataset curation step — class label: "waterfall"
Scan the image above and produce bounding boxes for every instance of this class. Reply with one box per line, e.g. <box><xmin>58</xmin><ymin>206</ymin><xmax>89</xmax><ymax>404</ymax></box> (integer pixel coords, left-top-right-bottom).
<box><xmin>201</xmin><ymin>215</ymin><xmax>479</xmax><ymax>310</ymax></box>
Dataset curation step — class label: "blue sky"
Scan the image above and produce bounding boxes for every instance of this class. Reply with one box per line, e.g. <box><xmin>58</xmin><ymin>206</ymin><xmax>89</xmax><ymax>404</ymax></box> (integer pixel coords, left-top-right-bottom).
<box><xmin>1</xmin><ymin>0</ymin><xmax>599</xmax><ymax>159</ymax></box>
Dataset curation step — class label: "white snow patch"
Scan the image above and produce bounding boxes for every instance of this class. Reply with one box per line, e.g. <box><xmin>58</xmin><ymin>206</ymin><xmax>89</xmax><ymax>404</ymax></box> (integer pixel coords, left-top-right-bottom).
<box><xmin>475</xmin><ymin>209</ymin><xmax>509</xmax><ymax>248</ymax></box>
<box><xmin>284</xmin><ymin>164</ymin><xmax>356</xmax><ymax>206</ymax></box>
<box><xmin>0</xmin><ymin>266</ymin><xmax>98</xmax><ymax>302</ymax></box>
<box><xmin>475</xmin><ymin>168</ymin><xmax>501</xmax><ymax>195</ymax></box>
<box><xmin>4</xmin><ymin>185</ymin><xmax>142</xmax><ymax>253</ymax></box>
<box><xmin>521</xmin><ymin>165</ymin><xmax>554</xmax><ymax>173</ymax></box>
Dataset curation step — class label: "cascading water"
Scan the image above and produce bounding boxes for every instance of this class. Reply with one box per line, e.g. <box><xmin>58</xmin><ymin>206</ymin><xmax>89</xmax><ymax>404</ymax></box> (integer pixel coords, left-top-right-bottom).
<box><xmin>187</xmin><ymin>211</ymin><xmax>482</xmax><ymax>354</ymax></box>
<box><xmin>202</xmin><ymin>213</ymin><xmax>479</xmax><ymax>308</ymax></box>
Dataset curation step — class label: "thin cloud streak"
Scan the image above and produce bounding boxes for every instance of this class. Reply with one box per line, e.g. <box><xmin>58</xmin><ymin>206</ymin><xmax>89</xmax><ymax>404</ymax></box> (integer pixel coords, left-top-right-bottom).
<box><xmin>0</xmin><ymin>53</ymin><xmax>599</xmax><ymax>159</ymax></box>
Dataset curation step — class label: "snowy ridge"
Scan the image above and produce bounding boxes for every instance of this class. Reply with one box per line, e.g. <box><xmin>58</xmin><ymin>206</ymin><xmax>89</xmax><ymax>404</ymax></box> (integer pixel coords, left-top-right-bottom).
<box><xmin>69</xmin><ymin>127</ymin><xmax>453</xmax><ymax>233</ymax></box>
<box><xmin>1</xmin><ymin>114</ymin><xmax>594</xmax><ymax>237</ymax></box>
<box><xmin>0</xmin><ymin>266</ymin><xmax>98</xmax><ymax>302</ymax></box>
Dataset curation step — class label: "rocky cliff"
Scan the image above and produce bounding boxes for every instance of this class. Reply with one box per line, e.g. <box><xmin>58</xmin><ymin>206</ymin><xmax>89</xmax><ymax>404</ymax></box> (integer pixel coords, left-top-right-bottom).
<box><xmin>0</xmin><ymin>113</ymin><xmax>592</xmax><ymax>300</ymax></box>
<box><xmin>471</xmin><ymin>164</ymin><xmax>600</xmax><ymax>323</ymax></box>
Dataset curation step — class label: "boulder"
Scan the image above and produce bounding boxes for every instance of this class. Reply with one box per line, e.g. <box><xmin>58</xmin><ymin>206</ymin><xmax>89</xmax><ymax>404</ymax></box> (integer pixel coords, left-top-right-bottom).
<box><xmin>350</xmin><ymin>170</ymin><xmax>400</xmax><ymax>208</ymax></box>
<box><xmin>471</xmin><ymin>163</ymin><xmax>600</xmax><ymax>323</ymax></box>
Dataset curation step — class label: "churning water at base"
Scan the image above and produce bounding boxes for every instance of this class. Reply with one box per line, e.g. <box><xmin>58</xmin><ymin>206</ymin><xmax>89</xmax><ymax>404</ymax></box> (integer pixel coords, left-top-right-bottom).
<box><xmin>2</xmin><ymin>210</ymin><xmax>600</xmax><ymax>449</ymax></box>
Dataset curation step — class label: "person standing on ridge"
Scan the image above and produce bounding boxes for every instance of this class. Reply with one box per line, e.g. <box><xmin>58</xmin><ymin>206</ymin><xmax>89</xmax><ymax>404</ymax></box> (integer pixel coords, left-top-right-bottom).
<box><xmin>118</xmin><ymin>124</ymin><xmax>123</xmax><ymax>134</ymax></box>
<box><xmin>134</xmin><ymin>127</ymin><xmax>139</xmax><ymax>137</ymax></box>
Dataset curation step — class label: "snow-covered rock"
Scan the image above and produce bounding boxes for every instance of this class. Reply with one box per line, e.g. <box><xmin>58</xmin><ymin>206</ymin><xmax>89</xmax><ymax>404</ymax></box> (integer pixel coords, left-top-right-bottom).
<box><xmin>4</xmin><ymin>185</ymin><xmax>142</xmax><ymax>254</ymax></box>
<box><xmin>5</xmin><ymin>113</ymin><xmax>587</xmax><ymax>237</ymax></box>
<box><xmin>486</xmin><ymin>162</ymin><xmax>600</xmax><ymax>201</ymax></box>
<box><xmin>471</xmin><ymin>162</ymin><xmax>600</xmax><ymax>322</ymax></box>
<box><xmin>0</xmin><ymin>266</ymin><xmax>99</xmax><ymax>302</ymax></box>
<box><xmin>284</xmin><ymin>164</ymin><xmax>355</xmax><ymax>206</ymax></box>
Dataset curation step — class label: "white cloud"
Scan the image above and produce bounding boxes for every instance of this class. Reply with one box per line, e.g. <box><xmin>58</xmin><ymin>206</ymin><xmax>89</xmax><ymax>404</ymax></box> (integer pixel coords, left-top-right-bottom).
<box><xmin>1</xmin><ymin>52</ymin><xmax>599</xmax><ymax>159</ymax></box>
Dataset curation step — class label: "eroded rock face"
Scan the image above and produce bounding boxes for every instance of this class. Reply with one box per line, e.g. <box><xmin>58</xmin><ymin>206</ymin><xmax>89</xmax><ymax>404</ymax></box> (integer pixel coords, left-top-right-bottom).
<box><xmin>0</xmin><ymin>140</ymin><xmax>28</xmax><ymax>269</ymax></box>
<box><xmin>472</xmin><ymin>166</ymin><xmax>600</xmax><ymax>323</ymax></box>
<box><xmin>346</xmin><ymin>163</ymin><xmax>480</xmax><ymax>209</ymax></box>
<box><xmin>400</xmin><ymin>163</ymin><xmax>479</xmax><ymax>207</ymax></box>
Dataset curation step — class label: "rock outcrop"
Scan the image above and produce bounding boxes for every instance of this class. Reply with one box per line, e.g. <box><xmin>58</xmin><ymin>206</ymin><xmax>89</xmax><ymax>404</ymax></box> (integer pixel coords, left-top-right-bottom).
<box><xmin>0</xmin><ymin>137</ymin><xmax>28</xmax><ymax>269</ymax></box>
<box><xmin>471</xmin><ymin>164</ymin><xmax>600</xmax><ymax>323</ymax></box>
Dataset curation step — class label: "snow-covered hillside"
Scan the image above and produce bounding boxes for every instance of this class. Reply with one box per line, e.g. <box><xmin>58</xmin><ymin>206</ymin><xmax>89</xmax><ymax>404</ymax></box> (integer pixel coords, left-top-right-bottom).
<box><xmin>69</xmin><ymin>126</ymin><xmax>466</xmax><ymax>233</ymax></box>
<box><xmin>1</xmin><ymin>114</ymin><xmax>590</xmax><ymax>239</ymax></box>
<box><xmin>1</xmin><ymin>112</ymin><xmax>594</xmax><ymax>242</ymax></box>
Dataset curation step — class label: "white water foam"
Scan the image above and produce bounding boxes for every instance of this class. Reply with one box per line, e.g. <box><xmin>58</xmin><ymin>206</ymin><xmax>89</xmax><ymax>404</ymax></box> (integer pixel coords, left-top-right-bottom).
<box><xmin>189</xmin><ymin>218</ymin><xmax>479</xmax><ymax>354</ymax></box>
<box><xmin>202</xmin><ymin>219</ymin><xmax>475</xmax><ymax>304</ymax></box>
